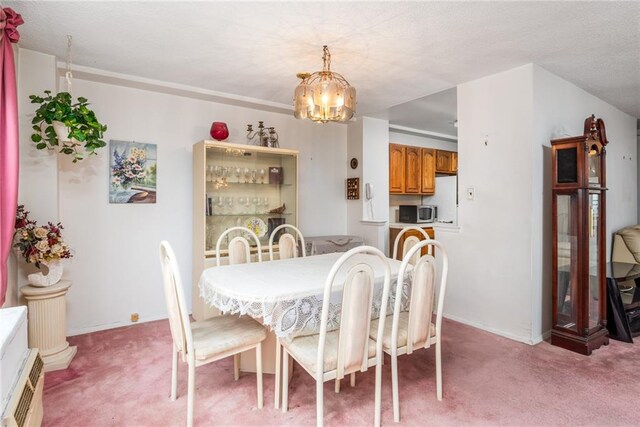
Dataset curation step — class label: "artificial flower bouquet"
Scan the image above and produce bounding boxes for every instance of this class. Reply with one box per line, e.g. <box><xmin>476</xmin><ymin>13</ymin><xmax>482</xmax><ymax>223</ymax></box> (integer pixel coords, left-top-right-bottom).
<box><xmin>13</xmin><ymin>205</ymin><xmax>73</xmax><ymax>268</ymax></box>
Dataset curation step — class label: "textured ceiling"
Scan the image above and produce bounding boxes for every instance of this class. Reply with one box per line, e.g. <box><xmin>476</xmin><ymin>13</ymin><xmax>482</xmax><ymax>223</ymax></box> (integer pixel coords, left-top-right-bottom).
<box><xmin>6</xmin><ymin>1</ymin><xmax>640</xmax><ymax>121</ymax></box>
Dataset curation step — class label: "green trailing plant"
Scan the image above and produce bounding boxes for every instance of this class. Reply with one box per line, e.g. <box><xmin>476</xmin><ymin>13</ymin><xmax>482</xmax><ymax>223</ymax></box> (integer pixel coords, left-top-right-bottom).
<box><xmin>29</xmin><ymin>90</ymin><xmax>107</xmax><ymax>162</ymax></box>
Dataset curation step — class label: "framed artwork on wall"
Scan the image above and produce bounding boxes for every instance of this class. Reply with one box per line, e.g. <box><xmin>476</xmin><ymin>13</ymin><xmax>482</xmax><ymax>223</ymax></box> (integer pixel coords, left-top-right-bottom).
<box><xmin>109</xmin><ymin>140</ymin><xmax>157</xmax><ymax>204</ymax></box>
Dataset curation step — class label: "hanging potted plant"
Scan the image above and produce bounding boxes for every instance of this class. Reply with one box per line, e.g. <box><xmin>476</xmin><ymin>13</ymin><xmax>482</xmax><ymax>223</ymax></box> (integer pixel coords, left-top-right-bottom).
<box><xmin>29</xmin><ymin>90</ymin><xmax>108</xmax><ymax>162</ymax></box>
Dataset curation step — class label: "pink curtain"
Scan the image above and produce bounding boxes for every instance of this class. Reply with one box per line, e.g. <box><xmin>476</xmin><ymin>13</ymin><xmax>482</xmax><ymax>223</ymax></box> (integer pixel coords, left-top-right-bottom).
<box><xmin>0</xmin><ymin>7</ymin><xmax>23</xmax><ymax>306</ymax></box>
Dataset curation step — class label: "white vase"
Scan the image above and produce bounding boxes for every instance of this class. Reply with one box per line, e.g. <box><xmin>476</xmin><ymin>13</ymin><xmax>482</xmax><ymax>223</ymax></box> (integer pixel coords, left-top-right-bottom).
<box><xmin>27</xmin><ymin>260</ymin><xmax>64</xmax><ymax>287</ymax></box>
<box><xmin>52</xmin><ymin>121</ymin><xmax>81</xmax><ymax>145</ymax></box>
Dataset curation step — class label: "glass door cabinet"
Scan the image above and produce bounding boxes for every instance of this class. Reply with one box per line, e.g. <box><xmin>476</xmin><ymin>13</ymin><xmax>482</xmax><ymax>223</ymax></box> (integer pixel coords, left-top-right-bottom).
<box><xmin>551</xmin><ymin>115</ymin><xmax>609</xmax><ymax>355</ymax></box>
<box><xmin>192</xmin><ymin>140</ymin><xmax>298</xmax><ymax>320</ymax></box>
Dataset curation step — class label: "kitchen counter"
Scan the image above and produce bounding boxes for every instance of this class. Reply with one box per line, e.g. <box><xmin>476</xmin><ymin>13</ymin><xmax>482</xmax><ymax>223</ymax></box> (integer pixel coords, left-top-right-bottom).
<box><xmin>389</xmin><ymin>222</ymin><xmax>457</xmax><ymax>229</ymax></box>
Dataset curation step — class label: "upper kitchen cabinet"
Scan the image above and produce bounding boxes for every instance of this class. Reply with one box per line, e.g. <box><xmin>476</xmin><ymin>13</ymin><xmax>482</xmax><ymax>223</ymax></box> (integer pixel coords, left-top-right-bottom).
<box><xmin>389</xmin><ymin>144</ymin><xmax>406</xmax><ymax>193</ymax></box>
<box><xmin>421</xmin><ymin>148</ymin><xmax>436</xmax><ymax>194</ymax></box>
<box><xmin>436</xmin><ymin>150</ymin><xmax>457</xmax><ymax>174</ymax></box>
<box><xmin>405</xmin><ymin>146</ymin><xmax>422</xmax><ymax>193</ymax></box>
<box><xmin>389</xmin><ymin>144</ymin><xmax>440</xmax><ymax>195</ymax></box>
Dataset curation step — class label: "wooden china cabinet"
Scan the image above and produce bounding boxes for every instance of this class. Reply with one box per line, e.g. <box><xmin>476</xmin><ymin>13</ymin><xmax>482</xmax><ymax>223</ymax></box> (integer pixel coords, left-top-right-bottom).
<box><xmin>551</xmin><ymin>115</ymin><xmax>609</xmax><ymax>355</ymax></box>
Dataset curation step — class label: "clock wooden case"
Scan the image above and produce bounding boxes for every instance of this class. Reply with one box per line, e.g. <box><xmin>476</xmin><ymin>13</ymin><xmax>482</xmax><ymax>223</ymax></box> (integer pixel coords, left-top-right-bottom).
<box><xmin>550</xmin><ymin>115</ymin><xmax>609</xmax><ymax>355</ymax></box>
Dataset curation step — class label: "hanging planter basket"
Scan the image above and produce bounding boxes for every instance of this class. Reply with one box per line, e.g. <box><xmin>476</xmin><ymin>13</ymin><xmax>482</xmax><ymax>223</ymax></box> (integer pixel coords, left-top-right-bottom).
<box><xmin>29</xmin><ymin>91</ymin><xmax>107</xmax><ymax>163</ymax></box>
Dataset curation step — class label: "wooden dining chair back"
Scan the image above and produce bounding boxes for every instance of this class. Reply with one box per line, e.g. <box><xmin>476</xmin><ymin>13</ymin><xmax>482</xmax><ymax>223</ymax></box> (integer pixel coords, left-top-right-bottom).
<box><xmin>160</xmin><ymin>241</ymin><xmax>266</xmax><ymax>427</ymax></box>
<box><xmin>378</xmin><ymin>239</ymin><xmax>449</xmax><ymax>422</ymax></box>
<box><xmin>269</xmin><ymin>224</ymin><xmax>306</xmax><ymax>261</ymax></box>
<box><xmin>280</xmin><ymin>245</ymin><xmax>391</xmax><ymax>427</ymax></box>
<box><xmin>216</xmin><ymin>226</ymin><xmax>262</xmax><ymax>266</ymax></box>
<box><xmin>392</xmin><ymin>226</ymin><xmax>432</xmax><ymax>264</ymax></box>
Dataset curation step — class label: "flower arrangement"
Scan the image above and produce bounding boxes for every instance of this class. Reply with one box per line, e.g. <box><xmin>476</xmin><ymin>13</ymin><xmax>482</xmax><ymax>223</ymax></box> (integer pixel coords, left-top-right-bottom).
<box><xmin>111</xmin><ymin>147</ymin><xmax>147</xmax><ymax>189</ymax></box>
<box><xmin>13</xmin><ymin>205</ymin><xmax>72</xmax><ymax>268</ymax></box>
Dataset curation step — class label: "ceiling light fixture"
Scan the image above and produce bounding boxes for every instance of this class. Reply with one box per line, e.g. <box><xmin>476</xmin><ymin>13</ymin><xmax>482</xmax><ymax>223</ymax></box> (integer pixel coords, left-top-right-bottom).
<box><xmin>293</xmin><ymin>45</ymin><xmax>356</xmax><ymax>123</ymax></box>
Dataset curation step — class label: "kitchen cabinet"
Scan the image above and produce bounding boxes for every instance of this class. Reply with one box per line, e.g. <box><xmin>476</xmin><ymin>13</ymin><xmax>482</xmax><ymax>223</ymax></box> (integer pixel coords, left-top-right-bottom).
<box><xmin>436</xmin><ymin>150</ymin><xmax>457</xmax><ymax>174</ymax></box>
<box><xmin>421</xmin><ymin>148</ymin><xmax>436</xmax><ymax>194</ymax></box>
<box><xmin>389</xmin><ymin>226</ymin><xmax>435</xmax><ymax>260</ymax></box>
<box><xmin>405</xmin><ymin>146</ymin><xmax>422</xmax><ymax>193</ymax></box>
<box><xmin>389</xmin><ymin>144</ymin><xmax>405</xmax><ymax>194</ymax></box>
<box><xmin>389</xmin><ymin>144</ymin><xmax>437</xmax><ymax>195</ymax></box>
<box><xmin>192</xmin><ymin>140</ymin><xmax>299</xmax><ymax>320</ymax></box>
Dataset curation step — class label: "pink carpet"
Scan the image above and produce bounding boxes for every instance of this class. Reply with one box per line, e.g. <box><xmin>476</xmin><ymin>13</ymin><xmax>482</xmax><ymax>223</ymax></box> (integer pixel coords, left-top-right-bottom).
<box><xmin>43</xmin><ymin>319</ymin><xmax>639</xmax><ymax>426</ymax></box>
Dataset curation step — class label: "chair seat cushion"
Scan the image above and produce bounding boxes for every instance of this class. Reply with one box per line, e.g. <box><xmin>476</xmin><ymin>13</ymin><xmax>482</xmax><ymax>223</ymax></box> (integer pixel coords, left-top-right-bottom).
<box><xmin>283</xmin><ymin>330</ymin><xmax>377</xmax><ymax>374</ymax></box>
<box><xmin>191</xmin><ymin>315</ymin><xmax>266</xmax><ymax>360</ymax></box>
<box><xmin>369</xmin><ymin>312</ymin><xmax>435</xmax><ymax>350</ymax></box>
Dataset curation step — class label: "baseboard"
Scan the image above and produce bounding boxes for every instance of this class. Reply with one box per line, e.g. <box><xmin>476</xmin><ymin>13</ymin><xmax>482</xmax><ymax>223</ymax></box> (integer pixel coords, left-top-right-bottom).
<box><xmin>443</xmin><ymin>313</ymin><xmax>538</xmax><ymax>345</ymax></box>
<box><xmin>67</xmin><ymin>313</ymin><xmax>169</xmax><ymax>336</ymax></box>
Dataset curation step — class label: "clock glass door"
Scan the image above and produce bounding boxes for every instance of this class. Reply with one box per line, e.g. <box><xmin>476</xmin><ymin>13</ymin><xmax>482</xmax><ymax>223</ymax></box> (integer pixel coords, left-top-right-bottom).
<box><xmin>555</xmin><ymin>193</ymin><xmax>578</xmax><ymax>332</ymax></box>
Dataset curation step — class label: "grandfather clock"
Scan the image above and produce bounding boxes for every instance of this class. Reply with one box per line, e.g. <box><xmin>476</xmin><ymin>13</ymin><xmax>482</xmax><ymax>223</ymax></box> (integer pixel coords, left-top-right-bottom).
<box><xmin>551</xmin><ymin>115</ymin><xmax>609</xmax><ymax>355</ymax></box>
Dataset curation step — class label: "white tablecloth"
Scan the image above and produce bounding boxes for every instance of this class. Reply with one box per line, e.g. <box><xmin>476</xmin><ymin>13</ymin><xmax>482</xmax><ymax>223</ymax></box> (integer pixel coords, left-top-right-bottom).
<box><xmin>198</xmin><ymin>253</ymin><xmax>411</xmax><ymax>339</ymax></box>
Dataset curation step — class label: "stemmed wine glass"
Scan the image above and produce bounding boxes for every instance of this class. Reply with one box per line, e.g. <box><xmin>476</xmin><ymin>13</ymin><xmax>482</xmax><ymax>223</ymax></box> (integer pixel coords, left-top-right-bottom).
<box><xmin>259</xmin><ymin>169</ymin><xmax>266</xmax><ymax>184</ymax></box>
<box><xmin>244</xmin><ymin>167</ymin><xmax>251</xmax><ymax>184</ymax></box>
<box><xmin>225</xmin><ymin>196</ymin><xmax>234</xmax><ymax>214</ymax></box>
<box><xmin>235</xmin><ymin>167</ymin><xmax>242</xmax><ymax>183</ymax></box>
<box><xmin>237</xmin><ymin>197</ymin><xmax>246</xmax><ymax>213</ymax></box>
<box><xmin>262</xmin><ymin>197</ymin><xmax>269</xmax><ymax>213</ymax></box>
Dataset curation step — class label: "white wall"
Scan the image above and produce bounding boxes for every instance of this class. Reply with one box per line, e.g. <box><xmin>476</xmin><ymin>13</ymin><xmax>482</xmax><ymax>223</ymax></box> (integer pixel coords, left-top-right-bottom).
<box><xmin>531</xmin><ymin>64</ymin><xmax>638</xmax><ymax>339</ymax></box>
<box><xmin>448</xmin><ymin>63</ymin><xmax>637</xmax><ymax>345</ymax></box>
<box><xmin>17</xmin><ymin>49</ymin><xmax>348</xmax><ymax>335</ymax></box>
<box><xmin>448</xmin><ymin>64</ymin><xmax>536</xmax><ymax>343</ymax></box>
<box><xmin>346</xmin><ymin>117</ymin><xmax>390</xmax><ymax>252</ymax></box>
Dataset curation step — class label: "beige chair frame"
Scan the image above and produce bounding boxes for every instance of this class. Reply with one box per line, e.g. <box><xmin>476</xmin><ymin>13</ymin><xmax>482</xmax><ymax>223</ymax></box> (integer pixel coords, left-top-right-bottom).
<box><xmin>268</xmin><ymin>224</ymin><xmax>307</xmax><ymax>261</ymax></box>
<box><xmin>387</xmin><ymin>239</ymin><xmax>448</xmax><ymax>422</ymax></box>
<box><xmin>280</xmin><ymin>245</ymin><xmax>391</xmax><ymax>427</ymax></box>
<box><xmin>215</xmin><ymin>226</ymin><xmax>263</xmax><ymax>266</ymax></box>
<box><xmin>160</xmin><ymin>241</ymin><xmax>264</xmax><ymax>427</ymax></box>
<box><xmin>392</xmin><ymin>226</ymin><xmax>433</xmax><ymax>264</ymax></box>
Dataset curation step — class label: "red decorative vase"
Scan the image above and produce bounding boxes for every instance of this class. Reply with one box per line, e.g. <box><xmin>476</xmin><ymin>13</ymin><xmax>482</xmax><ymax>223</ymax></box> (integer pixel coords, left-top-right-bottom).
<box><xmin>210</xmin><ymin>122</ymin><xmax>229</xmax><ymax>141</ymax></box>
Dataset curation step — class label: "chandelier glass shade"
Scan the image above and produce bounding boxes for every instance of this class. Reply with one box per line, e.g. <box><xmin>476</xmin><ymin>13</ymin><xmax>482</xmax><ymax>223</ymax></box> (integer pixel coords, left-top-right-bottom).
<box><xmin>293</xmin><ymin>46</ymin><xmax>356</xmax><ymax>123</ymax></box>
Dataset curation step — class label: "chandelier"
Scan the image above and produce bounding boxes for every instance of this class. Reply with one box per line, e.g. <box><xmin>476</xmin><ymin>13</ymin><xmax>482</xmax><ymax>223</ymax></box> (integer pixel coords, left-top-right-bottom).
<box><xmin>293</xmin><ymin>46</ymin><xmax>356</xmax><ymax>123</ymax></box>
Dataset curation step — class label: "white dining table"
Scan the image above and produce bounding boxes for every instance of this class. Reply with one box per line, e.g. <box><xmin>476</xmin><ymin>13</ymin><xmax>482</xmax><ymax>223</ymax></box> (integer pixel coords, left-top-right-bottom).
<box><xmin>198</xmin><ymin>252</ymin><xmax>411</xmax><ymax>340</ymax></box>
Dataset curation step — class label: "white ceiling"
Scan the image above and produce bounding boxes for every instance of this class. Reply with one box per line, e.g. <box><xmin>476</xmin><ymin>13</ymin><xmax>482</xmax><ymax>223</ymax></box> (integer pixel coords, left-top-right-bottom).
<box><xmin>7</xmin><ymin>1</ymin><xmax>640</xmax><ymax>121</ymax></box>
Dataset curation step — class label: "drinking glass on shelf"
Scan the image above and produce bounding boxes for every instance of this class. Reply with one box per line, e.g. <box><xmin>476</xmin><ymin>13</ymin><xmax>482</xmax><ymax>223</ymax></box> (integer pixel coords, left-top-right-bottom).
<box><xmin>235</xmin><ymin>167</ymin><xmax>242</xmax><ymax>183</ymax></box>
<box><xmin>225</xmin><ymin>196</ymin><xmax>234</xmax><ymax>213</ymax></box>
<box><xmin>251</xmin><ymin>169</ymin><xmax>257</xmax><ymax>183</ymax></box>
<box><xmin>215</xmin><ymin>196</ymin><xmax>224</xmax><ymax>208</ymax></box>
<box><xmin>237</xmin><ymin>197</ymin><xmax>246</xmax><ymax>213</ymax></box>
<box><xmin>262</xmin><ymin>197</ymin><xmax>269</xmax><ymax>211</ymax></box>
<box><xmin>259</xmin><ymin>168</ymin><xmax>266</xmax><ymax>184</ymax></box>
<box><xmin>244</xmin><ymin>167</ymin><xmax>251</xmax><ymax>183</ymax></box>
<box><xmin>206</xmin><ymin>165</ymin><xmax>213</xmax><ymax>182</ymax></box>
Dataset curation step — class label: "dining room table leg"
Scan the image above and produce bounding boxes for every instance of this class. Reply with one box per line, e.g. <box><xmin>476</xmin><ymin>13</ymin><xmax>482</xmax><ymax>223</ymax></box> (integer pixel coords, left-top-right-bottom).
<box><xmin>274</xmin><ymin>337</ymin><xmax>281</xmax><ymax>408</ymax></box>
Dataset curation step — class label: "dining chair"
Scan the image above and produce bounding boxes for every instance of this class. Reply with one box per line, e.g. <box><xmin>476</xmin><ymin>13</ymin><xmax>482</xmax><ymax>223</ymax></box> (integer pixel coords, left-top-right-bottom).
<box><xmin>159</xmin><ymin>241</ymin><xmax>266</xmax><ymax>427</ymax></box>
<box><xmin>280</xmin><ymin>245</ymin><xmax>391</xmax><ymax>427</ymax></box>
<box><xmin>370</xmin><ymin>239</ymin><xmax>449</xmax><ymax>423</ymax></box>
<box><xmin>215</xmin><ymin>226</ymin><xmax>263</xmax><ymax>380</ymax></box>
<box><xmin>215</xmin><ymin>226</ymin><xmax>263</xmax><ymax>266</ymax></box>
<box><xmin>268</xmin><ymin>224</ymin><xmax>306</xmax><ymax>261</ymax></box>
<box><xmin>268</xmin><ymin>224</ymin><xmax>306</xmax><ymax>409</ymax></box>
<box><xmin>392</xmin><ymin>225</ymin><xmax>433</xmax><ymax>264</ymax></box>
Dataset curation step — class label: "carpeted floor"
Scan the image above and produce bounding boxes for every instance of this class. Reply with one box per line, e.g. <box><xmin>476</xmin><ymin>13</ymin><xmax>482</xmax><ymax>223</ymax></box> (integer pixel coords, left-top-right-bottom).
<box><xmin>43</xmin><ymin>318</ymin><xmax>639</xmax><ymax>426</ymax></box>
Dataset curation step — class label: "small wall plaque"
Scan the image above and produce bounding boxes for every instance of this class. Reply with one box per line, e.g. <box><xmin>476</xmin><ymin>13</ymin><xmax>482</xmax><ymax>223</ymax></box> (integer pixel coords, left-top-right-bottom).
<box><xmin>346</xmin><ymin>178</ymin><xmax>360</xmax><ymax>200</ymax></box>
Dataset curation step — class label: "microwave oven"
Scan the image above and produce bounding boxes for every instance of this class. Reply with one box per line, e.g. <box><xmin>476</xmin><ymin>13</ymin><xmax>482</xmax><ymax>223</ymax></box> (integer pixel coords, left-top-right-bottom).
<box><xmin>398</xmin><ymin>205</ymin><xmax>437</xmax><ymax>223</ymax></box>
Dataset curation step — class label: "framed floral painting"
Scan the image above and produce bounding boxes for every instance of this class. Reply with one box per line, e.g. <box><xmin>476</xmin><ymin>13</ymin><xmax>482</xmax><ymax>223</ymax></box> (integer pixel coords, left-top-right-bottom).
<box><xmin>109</xmin><ymin>140</ymin><xmax>157</xmax><ymax>204</ymax></box>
